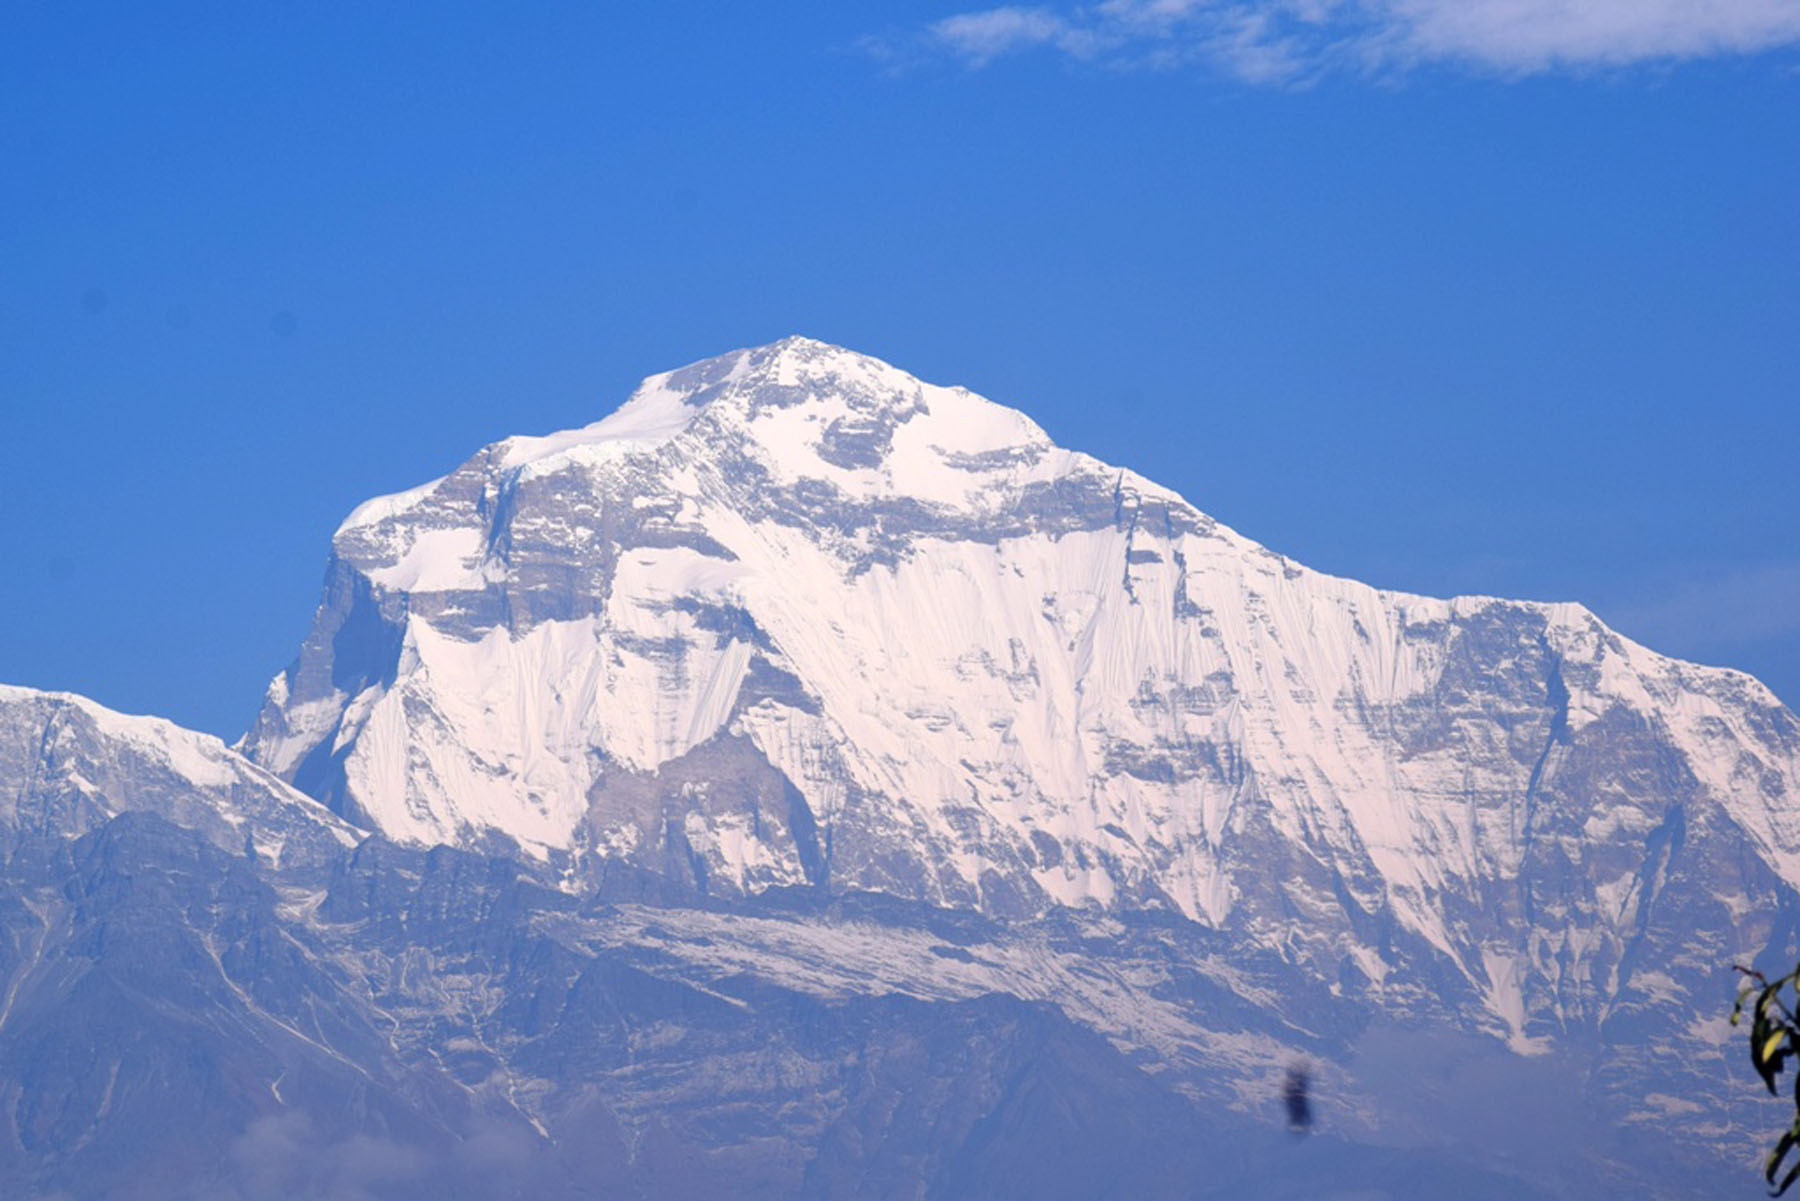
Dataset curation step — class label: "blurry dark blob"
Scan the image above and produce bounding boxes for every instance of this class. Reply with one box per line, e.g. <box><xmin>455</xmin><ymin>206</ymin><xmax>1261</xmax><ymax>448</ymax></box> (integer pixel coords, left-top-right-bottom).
<box><xmin>270</xmin><ymin>310</ymin><xmax>298</xmax><ymax>336</ymax></box>
<box><xmin>1283</xmin><ymin>1064</ymin><xmax>1312</xmax><ymax>1133</ymax></box>
<box><xmin>80</xmin><ymin>288</ymin><xmax>108</xmax><ymax>315</ymax></box>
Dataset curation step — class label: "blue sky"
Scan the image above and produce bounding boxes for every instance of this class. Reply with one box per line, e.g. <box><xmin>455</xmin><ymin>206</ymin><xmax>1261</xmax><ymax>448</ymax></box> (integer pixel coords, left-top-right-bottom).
<box><xmin>2</xmin><ymin>3</ymin><xmax>1797</xmax><ymax>738</ymax></box>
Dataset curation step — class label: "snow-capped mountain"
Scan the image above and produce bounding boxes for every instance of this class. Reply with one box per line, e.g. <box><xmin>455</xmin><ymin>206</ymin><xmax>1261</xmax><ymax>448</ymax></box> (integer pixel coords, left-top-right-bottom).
<box><xmin>245</xmin><ymin>336</ymin><xmax>1800</xmax><ymax>1046</ymax></box>
<box><xmin>3</xmin><ymin>337</ymin><xmax>1792</xmax><ymax>1198</ymax></box>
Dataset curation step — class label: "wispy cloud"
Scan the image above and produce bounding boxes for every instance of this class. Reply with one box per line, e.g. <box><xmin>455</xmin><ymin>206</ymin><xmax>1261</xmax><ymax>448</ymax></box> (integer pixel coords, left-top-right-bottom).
<box><xmin>896</xmin><ymin>0</ymin><xmax>1800</xmax><ymax>81</ymax></box>
<box><xmin>929</xmin><ymin>7</ymin><xmax>1101</xmax><ymax>66</ymax></box>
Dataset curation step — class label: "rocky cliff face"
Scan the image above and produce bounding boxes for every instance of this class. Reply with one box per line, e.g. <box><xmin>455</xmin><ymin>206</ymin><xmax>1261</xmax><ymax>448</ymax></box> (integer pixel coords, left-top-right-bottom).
<box><xmin>2</xmin><ymin>338</ymin><xmax>1796</xmax><ymax>1197</ymax></box>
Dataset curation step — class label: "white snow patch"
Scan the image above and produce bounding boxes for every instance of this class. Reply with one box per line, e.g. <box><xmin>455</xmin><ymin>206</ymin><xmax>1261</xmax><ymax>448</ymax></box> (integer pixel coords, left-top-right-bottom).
<box><xmin>365</xmin><ymin>527</ymin><xmax>489</xmax><ymax>593</ymax></box>
<box><xmin>339</xmin><ymin>477</ymin><xmax>443</xmax><ymax>533</ymax></box>
<box><xmin>498</xmin><ymin>369</ymin><xmax>712</xmax><ymax>475</ymax></box>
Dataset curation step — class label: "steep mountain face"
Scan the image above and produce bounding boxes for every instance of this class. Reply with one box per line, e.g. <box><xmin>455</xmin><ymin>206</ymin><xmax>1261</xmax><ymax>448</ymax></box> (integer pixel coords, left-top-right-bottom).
<box><xmin>5</xmin><ymin>338</ymin><xmax>1798</xmax><ymax>1197</ymax></box>
<box><xmin>245</xmin><ymin>336</ymin><xmax>1800</xmax><ymax>1049</ymax></box>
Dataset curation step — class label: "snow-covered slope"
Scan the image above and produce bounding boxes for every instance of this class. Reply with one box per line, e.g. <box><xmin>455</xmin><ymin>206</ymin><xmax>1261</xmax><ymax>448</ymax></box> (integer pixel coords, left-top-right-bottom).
<box><xmin>0</xmin><ymin>684</ymin><xmax>360</xmax><ymax>869</ymax></box>
<box><xmin>243</xmin><ymin>336</ymin><xmax>1800</xmax><ymax>1045</ymax></box>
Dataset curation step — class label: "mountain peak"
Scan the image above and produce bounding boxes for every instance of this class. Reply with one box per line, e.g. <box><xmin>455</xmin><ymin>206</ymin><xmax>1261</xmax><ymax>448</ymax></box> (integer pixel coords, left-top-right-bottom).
<box><xmin>698</xmin><ymin>333</ymin><xmax>921</xmax><ymax>390</ymax></box>
<box><xmin>341</xmin><ymin>338</ymin><xmax>1062</xmax><ymax>536</ymax></box>
<box><xmin>509</xmin><ymin>334</ymin><xmax>1033</xmax><ymax>479</ymax></box>
<box><xmin>660</xmin><ymin>335</ymin><xmax>1055</xmax><ymax>487</ymax></box>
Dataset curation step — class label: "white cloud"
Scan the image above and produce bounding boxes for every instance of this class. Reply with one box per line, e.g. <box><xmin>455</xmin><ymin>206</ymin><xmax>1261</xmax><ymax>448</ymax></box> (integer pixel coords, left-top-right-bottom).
<box><xmin>911</xmin><ymin>0</ymin><xmax>1800</xmax><ymax>79</ymax></box>
<box><xmin>929</xmin><ymin>8</ymin><xmax>1087</xmax><ymax>65</ymax></box>
<box><xmin>1393</xmin><ymin>0</ymin><xmax>1800</xmax><ymax>68</ymax></box>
